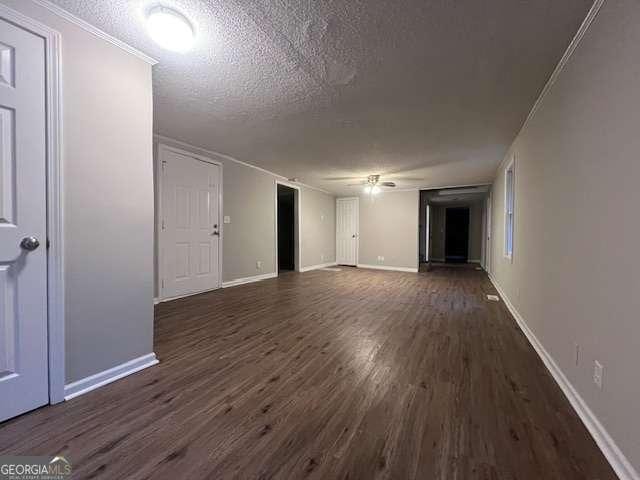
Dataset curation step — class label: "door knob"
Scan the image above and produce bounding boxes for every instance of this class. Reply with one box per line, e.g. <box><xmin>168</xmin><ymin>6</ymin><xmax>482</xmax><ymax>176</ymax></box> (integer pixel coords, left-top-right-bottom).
<box><xmin>20</xmin><ymin>236</ymin><xmax>40</xmax><ymax>251</ymax></box>
<box><xmin>212</xmin><ymin>231</ymin><xmax>219</xmax><ymax>236</ymax></box>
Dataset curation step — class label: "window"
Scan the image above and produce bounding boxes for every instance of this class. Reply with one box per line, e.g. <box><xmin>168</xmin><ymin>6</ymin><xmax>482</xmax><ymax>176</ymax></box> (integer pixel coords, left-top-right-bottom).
<box><xmin>504</xmin><ymin>158</ymin><xmax>515</xmax><ymax>260</ymax></box>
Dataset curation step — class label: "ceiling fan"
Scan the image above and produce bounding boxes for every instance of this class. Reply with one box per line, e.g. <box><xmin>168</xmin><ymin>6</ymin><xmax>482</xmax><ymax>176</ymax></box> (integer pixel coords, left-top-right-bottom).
<box><xmin>348</xmin><ymin>175</ymin><xmax>396</xmax><ymax>194</ymax></box>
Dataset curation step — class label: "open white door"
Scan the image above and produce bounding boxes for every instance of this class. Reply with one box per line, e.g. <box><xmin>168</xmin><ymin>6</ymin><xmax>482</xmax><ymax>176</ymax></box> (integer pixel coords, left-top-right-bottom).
<box><xmin>0</xmin><ymin>18</ymin><xmax>49</xmax><ymax>421</ymax></box>
<box><xmin>336</xmin><ymin>197</ymin><xmax>359</xmax><ymax>266</ymax></box>
<box><xmin>160</xmin><ymin>147</ymin><xmax>221</xmax><ymax>299</ymax></box>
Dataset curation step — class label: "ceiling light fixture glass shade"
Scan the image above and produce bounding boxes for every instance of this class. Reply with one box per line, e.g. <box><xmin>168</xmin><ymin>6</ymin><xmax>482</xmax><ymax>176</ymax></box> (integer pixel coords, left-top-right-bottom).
<box><xmin>146</xmin><ymin>6</ymin><xmax>195</xmax><ymax>52</ymax></box>
<box><xmin>363</xmin><ymin>185</ymin><xmax>381</xmax><ymax>195</ymax></box>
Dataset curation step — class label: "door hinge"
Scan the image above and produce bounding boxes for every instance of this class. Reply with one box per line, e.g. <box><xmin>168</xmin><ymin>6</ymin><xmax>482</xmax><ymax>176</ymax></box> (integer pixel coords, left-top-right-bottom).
<box><xmin>161</xmin><ymin>160</ymin><xmax>167</xmax><ymax>171</ymax></box>
<box><xmin>161</xmin><ymin>219</ymin><xmax>165</xmax><ymax>230</ymax></box>
<box><xmin>46</xmin><ymin>238</ymin><xmax>50</xmax><ymax>249</ymax></box>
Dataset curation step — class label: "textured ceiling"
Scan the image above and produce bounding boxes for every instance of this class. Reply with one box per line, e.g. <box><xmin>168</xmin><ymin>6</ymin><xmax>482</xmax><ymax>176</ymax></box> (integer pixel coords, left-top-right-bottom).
<box><xmin>49</xmin><ymin>0</ymin><xmax>592</xmax><ymax>195</ymax></box>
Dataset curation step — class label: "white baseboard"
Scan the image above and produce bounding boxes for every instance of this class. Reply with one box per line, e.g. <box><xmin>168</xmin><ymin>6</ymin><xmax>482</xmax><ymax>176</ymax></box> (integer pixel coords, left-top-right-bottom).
<box><xmin>157</xmin><ymin>285</ymin><xmax>222</xmax><ymax>303</ymax></box>
<box><xmin>222</xmin><ymin>272</ymin><xmax>277</xmax><ymax>288</ymax></box>
<box><xmin>357</xmin><ymin>264</ymin><xmax>418</xmax><ymax>273</ymax></box>
<box><xmin>488</xmin><ymin>273</ymin><xmax>639</xmax><ymax>480</ymax></box>
<box><xmin>64</xmin><ymin>353</ymin><xmax>158</xmax><ymax>401</ymax></box>
<box><xmin>299</xmin><ymin>262</ymin><xmax>337</xmax><ymax>272</ymax></box>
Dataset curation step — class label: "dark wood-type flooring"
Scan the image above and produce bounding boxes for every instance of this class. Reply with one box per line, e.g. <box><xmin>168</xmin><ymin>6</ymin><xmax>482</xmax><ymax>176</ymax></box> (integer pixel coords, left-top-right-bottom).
<box><xmin>0</xmin><ymin>267</ymin><xmax>617</xmax><ymax>479</ymax></box>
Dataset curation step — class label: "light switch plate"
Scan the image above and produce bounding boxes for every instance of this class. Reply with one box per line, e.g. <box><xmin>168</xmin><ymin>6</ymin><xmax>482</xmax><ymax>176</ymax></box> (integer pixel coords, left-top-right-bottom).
<box><xmin>223</xmin><ymin>216</ymin><xmax>231</xmax><ymax>224</ymax></box>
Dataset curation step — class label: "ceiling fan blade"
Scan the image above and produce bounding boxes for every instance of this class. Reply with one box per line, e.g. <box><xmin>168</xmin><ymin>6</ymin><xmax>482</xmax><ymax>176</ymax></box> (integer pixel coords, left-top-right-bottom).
<box><xmin>380</xmin><ymin>181</ymin><xmax>396</xmax><ymax>187</ymax></box>
<box><xmin>322</xmin><ymin>176</ymin><xmax>363</xmax><ymax>181</ymax></box>
<box><xmin>386</xmin><ymin>176</ymin><xmax>426</xmax><ymax>181</ymax></box>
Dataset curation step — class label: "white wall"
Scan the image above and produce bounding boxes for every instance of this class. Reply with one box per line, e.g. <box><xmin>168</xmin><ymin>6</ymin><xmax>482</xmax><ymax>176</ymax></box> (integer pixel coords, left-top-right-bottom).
<box><xmin>490</xmin><ymin>0</ymin><xmax>640</xmax><ymax>474</ymax></box>
<box><xmin>1</xmin><ymin>0</ymin><xmax>156</xmax><ymax>384</ymax></box>
<box><xmin>357</xmin><ymin>191</ymin><xmax>419</xmax><ymax>270</ymax></box>
<box><xmin>154</xmin><ymin>137</ymin><xmax>336</xmax><ymax>292</ymax></box>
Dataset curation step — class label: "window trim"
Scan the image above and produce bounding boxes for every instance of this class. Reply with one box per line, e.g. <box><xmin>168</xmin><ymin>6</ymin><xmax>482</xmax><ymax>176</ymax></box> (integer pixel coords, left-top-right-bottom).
<box><xmin>504</xmin><ymin>156</ymin><xmax>515</xmax><ymax>262</ymax></box>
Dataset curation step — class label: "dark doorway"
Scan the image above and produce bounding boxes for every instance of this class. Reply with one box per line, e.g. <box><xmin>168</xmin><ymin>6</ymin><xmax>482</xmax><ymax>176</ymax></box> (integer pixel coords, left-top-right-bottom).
<box><xmin>445</xmin><ymin>207</ymin><xmax>469</xmax><ymax>263</ymax></box>
<box><xmin>277</xmin><ymin>184</ymin><xmax>296</xmax><ymax>272</ymax></box>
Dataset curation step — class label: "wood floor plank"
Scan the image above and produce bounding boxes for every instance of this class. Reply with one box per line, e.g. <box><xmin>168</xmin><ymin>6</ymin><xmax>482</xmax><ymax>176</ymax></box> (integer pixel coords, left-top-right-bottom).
<box><xmin>0</xmin><ymin>266</ymin><xmax>617</xmax><ymax>479</ymax></box>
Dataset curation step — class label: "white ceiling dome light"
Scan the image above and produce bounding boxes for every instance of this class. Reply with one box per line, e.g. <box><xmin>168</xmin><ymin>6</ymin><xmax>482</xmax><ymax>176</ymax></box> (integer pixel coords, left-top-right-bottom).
<box><xmin>146</xmin><ymin>6</ymin><xmax>195</xmax><ymax>52</ymax></box>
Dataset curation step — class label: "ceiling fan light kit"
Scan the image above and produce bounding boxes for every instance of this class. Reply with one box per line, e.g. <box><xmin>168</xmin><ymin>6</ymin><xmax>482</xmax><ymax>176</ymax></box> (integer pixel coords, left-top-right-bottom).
<box><xmin>361</xmin><ymin>174</ymin><xmax>395</xmax><ymax>195</ymax></box>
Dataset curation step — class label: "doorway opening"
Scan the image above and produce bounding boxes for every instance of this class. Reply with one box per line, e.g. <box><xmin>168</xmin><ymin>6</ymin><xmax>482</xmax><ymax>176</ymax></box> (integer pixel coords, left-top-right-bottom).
<box><xmin>419</xmin><ymin>186</ymin><xmax>489</xmax><ymax>271</ymax></box>
<box><xmin>277</xmin><ymin>184</ymin><xmax>299</xmax><ymax>272</ymax></box>
<box><xmin>445</xmin><ymin>207</ymin><xmax>470</xmax><ymax>263</ymax></box>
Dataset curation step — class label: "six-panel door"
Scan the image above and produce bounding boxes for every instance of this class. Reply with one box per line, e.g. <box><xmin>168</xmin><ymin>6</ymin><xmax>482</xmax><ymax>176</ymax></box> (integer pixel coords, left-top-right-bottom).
<box><xmin>0</xmin><ymin>18</ymin><xmax>49</xmax><ymax>422</ymax></box>
<box><xmin>161</xmin><ymin>149</ymin><xmax>221</xmax><ymax>299</ymax></box>
<box><xmin>336</xmin><ymin>197</ymin><xmax>358</xmax><ymax>266</ymax></box>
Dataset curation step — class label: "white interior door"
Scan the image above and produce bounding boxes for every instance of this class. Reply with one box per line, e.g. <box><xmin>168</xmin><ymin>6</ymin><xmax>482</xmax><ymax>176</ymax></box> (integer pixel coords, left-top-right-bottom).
<box><xmin>336</xmin><ymin>198</ymin><xmax>359</xmax><ymax>266</ymax></box>
<box><xmin>161</xmin><ymin>148</ymin><xmax>221</xmax><ymax>299</ymax></box>
<box><xmin>0</xmin><ymin>18</ymin><xmax>49</xmax><ymax>421</ymax></box>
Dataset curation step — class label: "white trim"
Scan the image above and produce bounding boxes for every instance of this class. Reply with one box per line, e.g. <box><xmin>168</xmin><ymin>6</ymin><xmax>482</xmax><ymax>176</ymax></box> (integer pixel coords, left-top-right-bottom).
<box><xmin>156</xmin><ymin>286</ymin><xmax>221</xmax><ymax>303</ymax></box>
<box><xmin>483</xmin><ymin>191</ymin><xmax>492</xmax><ymax>274</ymax></box>
<box><xmin>64</xmin><ymin>353</ymin><xmax>159</xmax><ymax>401</ymax></box>
<box><xmin>0</xmin><ymin>4</ymin><xmax>66</xmax><ymax>405</ymax></box>
<box><xmin>157</xmin><ymin>143</ymin><xmax>223</xmax><ymax>301</ymax></box>
<box><xmin>496</xmin><ymin>0</ymin><xmax>605</xmax><ymax>173</ymax></box>
<box><xmin>503</xmin><ymin>156</ymin><xmax>515</xmax><ymax>262</ymax></box>
<box><xmin>488</xmin><ymin>273</ymin><xmax>639</xmax><ymax>480</ymax></box>
<box><xmin>357</xmin><ymin>264</ymin><xmax>418</xmax><ymax>273</ymax></box>
<box><xmin>424</xmin><ymin>203</ymin><xmax>430</xmax><ymax>262</ymax></box>
<box><xmin>468</xmin><ymin>259</ymin><xmax>481</xmax><ymax>264</ymax></box>
<box><xmin>299</xmin><ymin>262</ymin><xmax>337</xmax><ymax>272</ymax></box>
<box><xmin>222</xmin><ymin>272</ymin><xmax>277</xmax><ymax>288</ymax></box>
<box><xmin>30</xmin><ymin>0</ymin><xmax>158</xmax><ymax>65</ymax></box>
<box><xmin>274</xmin><ymin>180</ymin><xmax>302</xmax><ymax>274</ymax></box>
<box><xmin>154</xmin><ymin>135</ymin><xmax>331</xmax><ymax>195</ymax></box>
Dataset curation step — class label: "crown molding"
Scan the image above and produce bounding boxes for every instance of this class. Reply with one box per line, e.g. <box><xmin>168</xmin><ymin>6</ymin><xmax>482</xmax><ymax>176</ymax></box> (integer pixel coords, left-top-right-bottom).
<box><xmin>496</xmin><ymin>0</ymin><xmax>605</xmax><ymax>173</ymax></box>
<box><xmin>31</xmin><ymin>0</ymin><xmax>158</xmax><ymax>65</ymax></box>
<box><xmin>153</xmin><ymin>134</ymin><xmax>332</xmax><ymax>195</ymax></box>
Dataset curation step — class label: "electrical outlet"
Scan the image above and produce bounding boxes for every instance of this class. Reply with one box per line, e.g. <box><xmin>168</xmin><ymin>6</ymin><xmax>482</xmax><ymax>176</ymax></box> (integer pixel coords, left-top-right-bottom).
<box><xmin>320</xmin><ymin>254</ymin><xmax>325</xmax><ymax>262</ymax></box>
<box><xmin>256</xmin><ymin>260</ymin><xmax>262</xmax><ymax>270</ymax></box>
<box><xmin>377</xmin><ymin>255</ymin><xmax>385</xmax><ymax>262</ymax></box>
<box><xmin>593</xmin><ymin>360</ymin><xmax>604</xmax><ymax>389</ymax></box>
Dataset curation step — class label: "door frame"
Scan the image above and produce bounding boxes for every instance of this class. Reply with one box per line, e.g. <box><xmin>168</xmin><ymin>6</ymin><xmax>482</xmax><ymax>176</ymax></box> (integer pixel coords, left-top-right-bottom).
<box><xmin>484</xmin><ymin>191</ymin><xmax>492</xmax><ymax>273</ymax></box>
<box><xmin>424</xmin><ymin>203</ymin><xmax>430</xmax><ymax>262</ymax></box>
<box><xmin>157</xmin><ymin>144</ymin><xmax>224</xmax><ymax>300</ymax></box>
<box><xmin>336</xmin><ymin>197</ymin><xmax>359</xmax><ymax>266</ymax></box>
<box><xmin>274</xmin><ymin>180</ymin><xmax>301</xmax><ymax>273</ymax></box>
<box><xmin>0</xmin><ymin>5</ymin><xmax>65</xmax><ymax>404</ymax></box>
